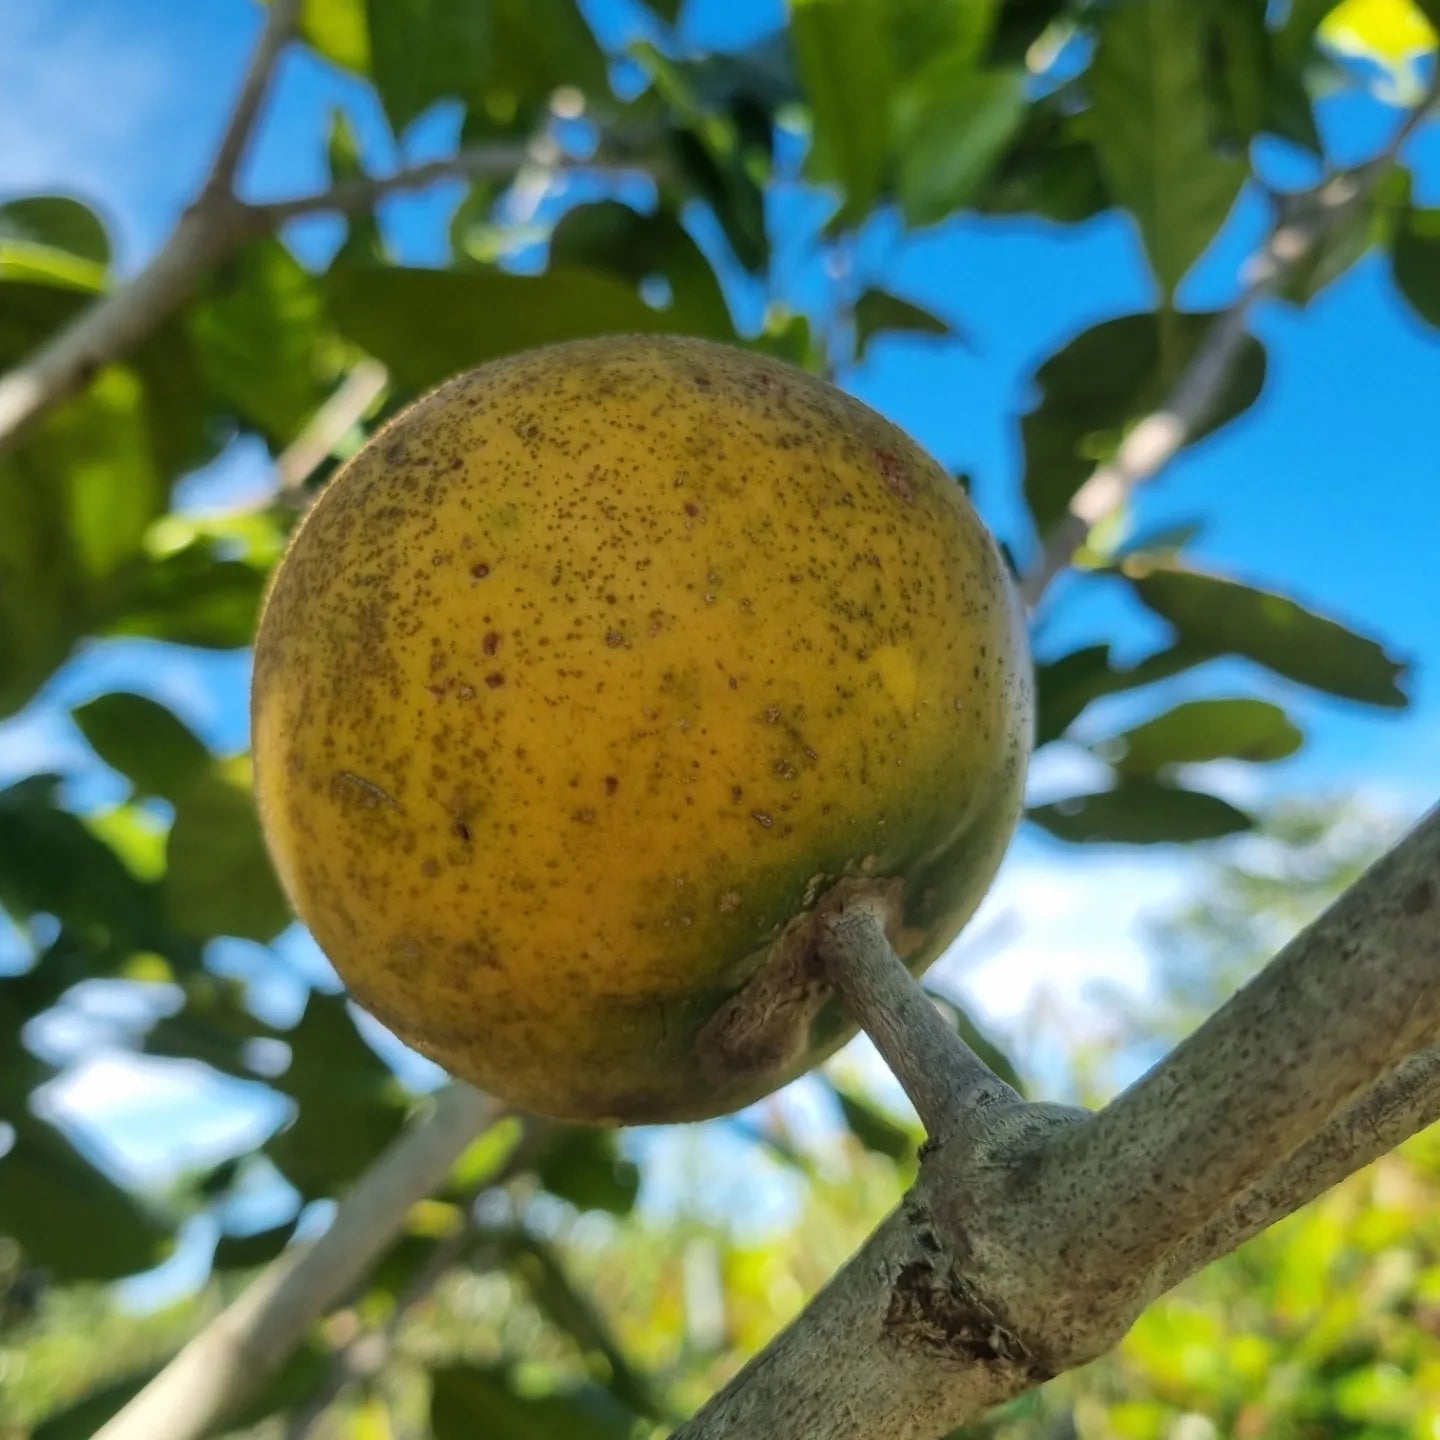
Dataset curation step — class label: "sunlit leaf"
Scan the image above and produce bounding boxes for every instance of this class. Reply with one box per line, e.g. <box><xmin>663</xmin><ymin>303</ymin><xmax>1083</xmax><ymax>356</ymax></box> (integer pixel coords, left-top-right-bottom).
<box><xmin>1090</xmin><ymin>0</ymin><xmax>1245</xmax><ymax>298</ymax></box>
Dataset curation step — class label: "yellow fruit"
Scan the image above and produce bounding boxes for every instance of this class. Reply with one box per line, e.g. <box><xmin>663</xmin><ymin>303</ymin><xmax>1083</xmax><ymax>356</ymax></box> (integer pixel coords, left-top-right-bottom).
<box><xmin>252</xmin><ymin>336</ymin><xmax>1031</xmax><ymax>1124</ymax></box>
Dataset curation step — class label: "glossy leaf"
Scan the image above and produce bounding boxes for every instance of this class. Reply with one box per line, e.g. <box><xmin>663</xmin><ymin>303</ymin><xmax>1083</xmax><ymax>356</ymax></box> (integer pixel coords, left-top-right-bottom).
<box><xmin>1022</xmin><ymin>312</ymin><xmax>1266</xmax><ymax>535</ymax></box>
<box><xmin>431</xmin><ymin>1365</ymin><xmax>638</xmax><ymax>1440</ymax></box>
<box><xmin>72</xmin><ymin>692</ymin><xmax>212</xmax><ymax>802</ymax></box>
<box><xmin>853</xmin><ymin>288</ymin><xmax>951</xmax><ymax>360</ymax></box>
<box><xmin>1090</xmin><ymin>0</ymin><xmax>1245</xmax><ymax>297</ymax></box>
<box><xmin>894</xmin><ymin>66</ymin><xmax>1027</xmax><ymax>228</ymax></box>
<box><xmin>165</xmin><ymin>772</ymin><xmax>291</xmax><ymax>943</ymax></box>
<box><xmin>1028</xmin><ymin>778</ymin><xmax>1253</xmax><ymax>845</ymax></box>
<box><xmin>1125</xmin><ymin>561</ymin><xmax>1410</xmax><ymax>708</ymax></box>
<box><xmin>1098</xmin><ymin>698</ymin><xmax>1303</xmax><ymax>775</ymax></box>
<box><xmin>325</xmin><ymin>263</ymin><xmax>697</xmax><ymax>393</ymax></box>
<box><xmin>1393</xmin><ymin>203</ymin><xmax>1440</xmax><ymax>329</ymax></box>
<box><xmin>791</xmin><ymin>0</ymin><xmax>893</xmax><ymax>225</ymax></box>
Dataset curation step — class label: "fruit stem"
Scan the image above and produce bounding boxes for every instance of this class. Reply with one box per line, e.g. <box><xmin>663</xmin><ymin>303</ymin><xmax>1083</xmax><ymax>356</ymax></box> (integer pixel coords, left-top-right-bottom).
<box><xmin>818</xmin><ymin>901</ymin><xmax>1020</xmax><ymax>1140</ymax></box>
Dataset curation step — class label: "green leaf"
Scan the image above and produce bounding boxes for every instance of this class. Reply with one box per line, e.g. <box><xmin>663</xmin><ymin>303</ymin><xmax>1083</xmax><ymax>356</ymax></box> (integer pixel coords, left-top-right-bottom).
<box><xmin>431</xmin><ymin>1365</ymin><xmax>639</xmax><ymax>1440</ymax></box>
<box><xmin>327</xmin><ymin>108</ymin><xmax>389</xmax><ymax>265</ymax></box>
<box><xmin>978</xmin><ymin>97</ymin><xmax>1109</xmax><ymax>225</ymax></box>
<box><xmin>832</xmin><ymin>1084</ymin><xmax>917</xmax><ymax>1162</ymax></box>
<box><xmin>0</xmin><ymin>1114</ymin><xmax>163</xmax><ymax>1280</ymax></box>
<box><xmin>0</xmin><ymin>777</ymin><xmax>166</xmax><ymax>948</ymax></box>
<box><xmin>189</xmin><ymin>238</ymin><xmax>335</xmax><ymax>442</ymax></box>
<box><xmin>1124</xmin><ymin>561</ymin><xmax>1410</xmax><ymax>708</ymax></box>
<box><xmin>72</xmin><ymin>693</ymin><xmax>212</xmax><ymax>802</ymax></box>
<box><xmin>31</xmin><ymin>1372</ymin><xmax>156</xmax><ymax>1440</ymax></box>
<box><xmin>211</xmin><ymin>1219</ymin><xmax>298</xmax><ymax>1271</ymax></box>
<box><xmin>888</xmin><ymin>0</ymin><xmax>998</xmax><ymax>77</ymax></box>
<box><xmin>288</xmin><ymin>0</ymin><xmax>371</xmax><ymax>72</ymax></box>
<box><xmin>1035</xmin><ymin>643</ymin><xmax>1203</xmax><ymax>746</ymax></box>
<box><xmin>266</xmin><ymin>993</ymin><xmax>409</xmax><ymax>1196</ymax></box>
<box><xmin>548</xmin><ymin>201</ymin><xmax>735</xmax><ymax>339</ymax></box>
<box><xmin>534</xmin><ymin>1127</ymin><xmax>640</xmax><ymax>1216</ymax></box>
<box><xmin>1198</xmin><ymin>0</ymin><xmax>1269</xmax><ymax>149</ymax></box>
<box><xmin>0</xmin><ymin>195</ymin><xmax>110</xmax><ymax>286</ymax></box>
<box><xmin>1393</xmin><ymin>203</ymin><xmax>1440</xmax><ymax>330</ymax></box>
<box><xmin>1022</xmin><ymin>312</ymin><xmax>1266</xmax><ymax>535</ymax></box>
<box><xmin>642</xmin><ymin>0</ymin><xmax>683</xmax><ymax>20</ymax></box>
<box><xmin>102</xmin><ymin>541</ymin><xmax>267</xmax><ymax>651</ymax></box>
<box><xmin>1028</xmin><ymin>778</ymin><xmax>1253</xmax><ymax>844</ymax></box>
<box><xmin>790</xmin><ymin>0</ymin><xmax>893</xmax><ymax>225</ymax></box>
<box><xmin>366</xmin><ymin>0</ymin><xmax>492</xmax><ymax>134</ymax></box>
<box><xmin>482</xmin><ymin>0</ymin><xmax>607</xmax><ymax>120</ymax></box>
<box><xmin>1089</xmin><ymin>0</ymin><xmax>1245</xmax><ymax>298</ymax></box>
<box><xmin>165</xmin><ymin>771</ymin><xmax>292</xmax><ymax>942</ymax></box>
<box><xmin>853</xmin><ymin>289</ymin><xmax>951</xmax><ymax>361</ymax></box>
<box><xmin>894</xmin><ymin>65</ymin><xmax>1028</xmax><ymax>228</ymax></box>
<box><xmin>1097</xmin><ymin>698</ymin><xmax>1303</xmax><ymax>774</ymax></box>
<box><xmin>325</xmin><ymin>263</ymin><xmax>698</xmax><ymax>393</ymax></box>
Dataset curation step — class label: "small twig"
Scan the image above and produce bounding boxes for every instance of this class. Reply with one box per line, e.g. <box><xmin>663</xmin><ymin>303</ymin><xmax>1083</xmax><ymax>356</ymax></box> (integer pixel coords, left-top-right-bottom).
<box><xmin>1159</xmin><ymin>1042</ymin><xmax>1440</xmax><ymax>1293</ymax></box>
<box><xmin>203</xmin><ymin>0</ymin><xmax>303</xmax><ymax>203</ymax></box>
<box><xmin>817</xmin><ymin>901</ymin><xmax>1020</xmax><ymax>1139</ymax></box>
<box><xmin>1018</xmin><ymin>72</ymin><xmax>1440</xmax><ymax>611</ymax></box>
<box><xmin>276</xmin><ymin>360</ymin><xmax>390</xmax><ymax>500</ymax></box>
<box><xmin>95</xmin><ymin>1084</ymin><xmax>501</xmax><ymax>1440</ymax></box>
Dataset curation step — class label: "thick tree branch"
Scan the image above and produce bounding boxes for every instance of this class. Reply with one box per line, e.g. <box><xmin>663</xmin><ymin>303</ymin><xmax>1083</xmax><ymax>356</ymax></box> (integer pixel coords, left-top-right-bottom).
<box><xmin>818</xmin><ymin>899</ymin><xmax>1020</xmax><ymax>1139</ymax></box>
<box><xmin>95</xmin><ymin>1084</ymin><xmax>501</xmax><ymax>1440</ymax></box>
<box><xmin>675</xmin><ymin>804</ymin><xmax>1440</xmax><ymax>1440</ymax></box>
<box><xmin>1158</xmin><ymin>1042</ymin><xmax>1440</xmax><ymax>1293</ymax></box>
<box><xmin>1018</xmin><ymin>75</ymin><xmax>1440</xmax><ymax>610</ymax></box>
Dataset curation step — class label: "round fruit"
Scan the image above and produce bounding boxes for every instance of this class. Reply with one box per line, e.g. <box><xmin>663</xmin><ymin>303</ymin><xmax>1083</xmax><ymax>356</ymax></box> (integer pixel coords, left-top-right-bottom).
<box><xmin>252</xmin><ymin>335</ymin><xmax>1031</xmax><ymax>1124</ymax></box>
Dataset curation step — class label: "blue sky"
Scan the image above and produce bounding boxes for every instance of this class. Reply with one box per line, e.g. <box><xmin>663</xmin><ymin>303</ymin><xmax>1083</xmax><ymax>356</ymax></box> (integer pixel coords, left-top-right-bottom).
<box><xmin>2</xmin><ymin>0</ymin><xmax>1439</xmax><ymax>1282</ymax></box>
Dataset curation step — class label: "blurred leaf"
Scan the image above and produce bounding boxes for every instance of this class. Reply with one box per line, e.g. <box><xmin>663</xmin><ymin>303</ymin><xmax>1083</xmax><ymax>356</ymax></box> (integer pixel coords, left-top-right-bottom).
<box><xmin>1124</xmin><ymin>560</ymin><xmax>1410</xmax><ymax>707</ymax></box>
<box><xmin>832</xmin><ymin>1085</ymin><xmax>917</xmax><ymax>1162</ymax></box>
<box><xmin>31</xmin><ymin>1371</ymin><xmax>155</xmax><ymax>1440</ymax></box>
<box><xmin>534</xmin><ymin>1127</ymin><xmax>640</xmax><ymax>1216</ymax></box>
<box><xmin>0</xmin><ymin>1114</ymin><xmax>163</xmax><ymax>1280</ymax></box>
<box><xmin>102</xmin><ymin>541</ymin><xmax>267</xmax><ymax>650</ymax></box>
<box><xmin>1199</xmin><ymin>0</ymin><xmax>1269</xmax><ymax>149</ymax></box>
<box><xmin>1099</xmin><ymin>698</ymin><xmax>1304</xmax><ymax>774</ymax></box>
<box><xmin>1090</xmin><ymin>0</ymin><xmax>1245</xmax><ymax>298</ymax></box>
<box><xmin>548</xmin><ymin>201</ymin><xmax>734</xmax><ymax>338</ymax></box>
<box><xmin>1393</xmin><ymin>202</ymin><xmax>1440</xmax><ymax>329</ymax></box>
<box><xmin>72</xmin><ymin>692</ymin><xmax>212</xmax><ymax>802</ymax></box>
<box><xmin>430</xmin><ymin>1364</ymin><xmax>638</xmax><ymax>1440</ymax></box>
<box><xmin>790</xmin><ymin>0</ymin><xmax>893</xmax><ymax>225</ymax></box>
<box><xmin>1282</xmin><ymin>168</ymin><xmax>1408</xmax><ymax>306</ymax></box>
<box><xmin>326</xmin><ymin>263</ymin><xmax>698</xmax><ymax>392</ymax></box>
<box><xmin>165</xmin><ymin>772</ymin><xmax>291</xmax><ymax>942</ymax></box>
<box><xmin>889</xmin><ymin>0</ymin><xmax>998</xmax><ymax>76</ymax></box>
<box><xmin>211</xmin><ymin>1219</ymin><xmax>298</xmax><ymax>1271</ymax></box>
<box><xmin>894</xmin><ymin>65</ymin><xmax>1027</xmax><ymax>228</ymax></box>
<box><xmin>366</xmin><ymin>0</ymin><xmax>492</xmax><ymax>134</ymax></box>
<box><xmin>853</xmin><ymin>289</ymin><xmax>951</xmax><ymax>360</ymax></box>
<box><xmin>288</xmin><ymin>0</ymin><xmax>371</xmax><ymax>71</ymax></box>
<box><xmin>189</xmin><ymin>237</ymin><xmax>335</xmax><ymax>442</ymax></box>
<box><xmin>267</xmin><ymin>993</ymin><xmax>408</xmax><ymax>1196</ymax></box>
<box><xmin>0</xmin><ymin>195</ymin><xmax>110</xmax><ymax>285</ymax></box>
<box><xmin>326</xmin><ymin>108</ymin><xmax>389</xmax><ymax>265</ymax></box>
<box><xmin>1279</xmin><ymin>0</ymin><xmax>1342</xmax><ymax>59</ymax></box>
<box><xmin>643</xmin><ymin>0</ymin><xmax>684</xmax><ymax>19</ymax></box>
<box><xmin>978</xmin><ymin>97</ymin><xmax>1109</xmax><ymax>224</ymax></box>
<box><xmin>1028</xmin><ymin>778</ymin><xmax>1254</xmax><ymax>844</ymax></box>
<box><xmin>223</xmin><ymin>1342</ymin><xmax>332</xmax><ymax>1432</ymax></box>
<box><xmin>1022</xmin><ymin>312</ymin><xmax>1266</xmax><ymax>535</ymax></box>
<box><xmin>0</xmin><ymin>776</ymin><xmax>166</xmax><ymax>948</ymax></box>
<box><xmin>494</xmin><ymin>1229</ymin><xmax>663</xmax><ymax>1418</ymax></box>
<box><xmin>1035</xmin><ymin>643</ymin><xmax>1204</xmax><ymax>747</ymax></box>
<box><xmin>1320</xmin><ymin>0</ymin><xmax>1437</xmax><ymax>68</ymax></box>
<box><xmin>482</xmin><ymin>0</ymin><xmax>607</xmax><ymax>120</ymax></box>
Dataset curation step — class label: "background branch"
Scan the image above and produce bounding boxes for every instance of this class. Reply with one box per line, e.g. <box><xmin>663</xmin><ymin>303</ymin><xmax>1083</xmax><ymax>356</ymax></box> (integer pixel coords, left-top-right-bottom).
<box><xmin>1018</xmin><ymin>73</ymin><xmax>1440</xmax><ymax>610</ymax></box>
<box><xmin>95</xmin><ymin>1085</ymin><xmax>501</xmax><ymax>1440</ymax></box>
